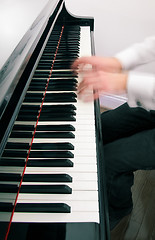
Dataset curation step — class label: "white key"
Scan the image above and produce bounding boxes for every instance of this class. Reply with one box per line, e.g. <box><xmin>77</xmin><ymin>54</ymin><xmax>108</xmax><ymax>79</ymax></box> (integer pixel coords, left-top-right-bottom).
<box><xmin>8</xmin><ymin>137</ymin><xmax>96</xmax><ymax>144</ymax></box>
<box><xmin>28</xmin><ymin>148</ymin><xmax>96</xmax><ymax>157</ymax></box>
<box><xmin>22</xmin><ymin>172</ymin><xmax>98</xmax><ymax>181</ymax></box>
<box><xmin>18</xmin><ymin>191</ymin><xmax>98</xmax><ymax>201</ymax></box>
<box><xmin>25</xmin><ymin>164</ymin><xmax>97</xmax><ymax>173</ymax></box>
<box><xmin>21</xmin><ymin>181</ymin><xmax>98</xmax><ymax>190</ymax></box>
<box><xmin>12</xmin><ymin>212</ymin><xmax>99</xmax><ymax>223</ymax></box>
<box><xmin>17</xmin><ymin>200</ymin><xmax>98</xmax><ymax>212</ymax></box>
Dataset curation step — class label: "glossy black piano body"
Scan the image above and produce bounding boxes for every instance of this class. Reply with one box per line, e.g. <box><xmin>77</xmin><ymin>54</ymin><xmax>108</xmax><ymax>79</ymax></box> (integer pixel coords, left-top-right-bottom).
<box><xmin>0</xmin><ymin>0</ymin><xmax>110</xmax><ymax>239</ymax></box>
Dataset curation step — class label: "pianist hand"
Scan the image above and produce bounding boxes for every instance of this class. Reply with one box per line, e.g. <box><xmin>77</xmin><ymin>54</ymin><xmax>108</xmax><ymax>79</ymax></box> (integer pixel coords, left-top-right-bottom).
<box><xmin>72</xmin><ymin>56</ymin><xmax>128</xmax><ymax>101</ymax></box>
<box><xmin>72</xmin><ymin>56</ymin><xmax>122</xmax><ymax>73</ymax></box>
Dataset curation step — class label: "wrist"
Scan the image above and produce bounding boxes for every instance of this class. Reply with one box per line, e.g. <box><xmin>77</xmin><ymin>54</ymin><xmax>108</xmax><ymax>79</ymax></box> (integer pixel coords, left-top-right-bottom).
<box><xmin>112</xmin><ymin>57</ymin><xmax>123</xmax><ymax>72</ymax></box>
<box><xmin>121</xmin><ymin>72</ymin><xmax>128</xmax><ymax>91</ymax></box>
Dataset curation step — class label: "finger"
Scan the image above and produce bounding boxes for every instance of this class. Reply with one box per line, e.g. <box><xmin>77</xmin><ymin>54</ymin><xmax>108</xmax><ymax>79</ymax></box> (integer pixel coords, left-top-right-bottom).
<box><xmin>78</xmin><ymin>91</ymin><xmax>94</xmax><ymax>102</ymax></box>
<box><xmin>93</xmin><ymin>91</ymin><xmax>100</xmax><ymax>101</ymax></box>
<box><xmin>71</xmin><ymin>56</ymin><xmax>94</xmax><ymax>71</ymax></box>
<box><xmin>78</xmin><ymin>82</ymin><xmax>94</xmax><ymax>95</ymax></box>
<box><xmin>78</xmin><ymin>72</ymin><xmax>101</xmax><ymax>91</ymax></box>
<box><xmin>78</xmin><ymin>89</ymin><xmax>100</xmax><ymax>102</ymax></box>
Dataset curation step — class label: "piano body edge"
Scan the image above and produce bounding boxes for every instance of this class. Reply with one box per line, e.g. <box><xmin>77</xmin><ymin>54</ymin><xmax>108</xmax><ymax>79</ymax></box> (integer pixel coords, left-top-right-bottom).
<box><xmin>0</xmin><ymin>1</ymin><xmax>110</xmax><ymax>239</ymax></box>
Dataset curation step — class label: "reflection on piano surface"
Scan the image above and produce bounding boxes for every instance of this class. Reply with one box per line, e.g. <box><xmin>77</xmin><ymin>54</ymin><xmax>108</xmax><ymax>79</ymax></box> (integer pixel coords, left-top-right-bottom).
<box><xmin>0</xmin><ymin>0</ymin><xmax>110</xmax><ymax>239</ymax></box>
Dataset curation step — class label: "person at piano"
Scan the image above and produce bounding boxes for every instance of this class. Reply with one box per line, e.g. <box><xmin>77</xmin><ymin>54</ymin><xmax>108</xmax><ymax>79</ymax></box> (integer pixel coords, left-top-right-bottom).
<box><xmin>72</xmin><ymin>36</ymin><xmax>155</xmax><ymax>231</ymax></box>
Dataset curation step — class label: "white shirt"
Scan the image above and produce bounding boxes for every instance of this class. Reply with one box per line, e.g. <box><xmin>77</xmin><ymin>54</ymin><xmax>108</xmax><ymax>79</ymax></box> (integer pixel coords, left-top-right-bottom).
<box><xmin>115</xmin><ymin>36</ymin><xmax>155</xmax><ymax>110</ymax></box>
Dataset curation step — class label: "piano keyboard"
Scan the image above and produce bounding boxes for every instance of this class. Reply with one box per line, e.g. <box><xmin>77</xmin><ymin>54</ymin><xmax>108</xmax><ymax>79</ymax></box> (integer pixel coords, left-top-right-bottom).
<box><xmin>0</xmin><ymin>24</ymin><xmax>99</xmax><ymax>229</ymax></box>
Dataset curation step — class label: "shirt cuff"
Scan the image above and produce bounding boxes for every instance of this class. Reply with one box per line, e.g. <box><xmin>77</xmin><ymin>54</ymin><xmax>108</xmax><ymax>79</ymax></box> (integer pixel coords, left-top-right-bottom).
<box><xmin>127</xmin><ymin>71</ymin><xmax>155</xmax><ymax>110</ymax></box>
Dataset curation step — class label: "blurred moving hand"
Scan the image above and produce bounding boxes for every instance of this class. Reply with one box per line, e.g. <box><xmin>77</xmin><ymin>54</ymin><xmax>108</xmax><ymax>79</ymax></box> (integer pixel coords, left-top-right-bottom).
<box><xmin>72</xmin><ymin>56</ymin><xmax>128</xmax><ymax>101</ymax></box>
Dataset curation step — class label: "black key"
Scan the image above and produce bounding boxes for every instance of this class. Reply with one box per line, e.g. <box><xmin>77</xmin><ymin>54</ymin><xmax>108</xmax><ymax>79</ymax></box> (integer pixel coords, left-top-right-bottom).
<box><xmin>20</xmin><ymin>105</ymin><xmax>40</xmax><ymax>111</ymax></box>
<box><xmin>44</xmin><ymin>92</ymin><xmax>77</xmax><ymax>102</ymax></box>
<box><xmin>2</xmin><ymin>150</ymin><xmax>28</xmax><ymax>158</ymax></box>
<box><xmin>38</xmin><ymin>62</ymin><xmax>73</xmax><ymax>70</ymax></box>
<box><xmin>17</xmin><ymin>111</ymin><xmax>39</xmax><ymax>116</ymax></box>
<box><xmin>0</xmin><ymin>173</ymin><xmax>21</xmax><ymax>181</ymax></box>
<box><xmin>24</xmin><ymin>93</ymin><xmax>43</xmax><ymax>102</ymax></box>
<box><xmin>13</xmin><ymin>125</ymin><xmax>35</xmax><ymax>131</ymax></box>
<box><xmin>28</xmin><ymin>84</ymin><xmax>77</xmax><ymax>91</ymax></box>
<box><xmin>40</xmin><ymin>55</ymin><xmax>76</xmax><ymax>61</ymax></box>
<box><xmin>48</xmin><ymin>78</ymin><xmax>77</xmax><ymax>83</ymax></box>
<box><xmin>45</xmin><ymin>85</ymin><xmax>77</xmax><ymax>91</ymax></box>
<box><xmin>18</xmin><ymin>107</ymin><xmax>39</xmax><ymax>115</ymax></box>
<box><xmin>33</xmin><ymin>70</ymin><xmax>74</xmax><ymax>78</ymax></box>
<box><xmin>0</xmin><ymin>184</ymin><xmax>19</xmax><ymax>193</ymax></box>
<box><xmin>15</xmin><ymin>203</ymin><xmax>71</xmax><ymax>213</ymax></box>
<box><xmin>28</xmin><ymin>86</ymin><xmax>46</xmax><ymax>91</ymax></box>
<box><xmin>2</xmin><ymin>150</ymin><xmax>74</xmax><ymax>159</ymax></box>
<box><xmin>29</xmin><ymin>82</ymin><xmax>47</xmax><ymax>86</ymax></box>
<box><xmin>53</xmin><ymin>57</ymin><xmax>78</xmax><ymax>61</ymax></box>
<box><xmin>18</xmin><ymin>108</ymin><xmax>39</xmax><ymax>115</ymax></box>
<box><xmin>30</xmin><ymin>78</ymin><xmax>48</xmax><ymax>83</ymax></box>
<box><xmin>41</xmin><ymin>104</ymin><xmax>76</xmax><ymax>112</ymax></box>
<box><xmin>29</xmin><ymin>150</ymin><xmax>74</xmax><ymax>158</ymax></box>
<box><xmin>23</xmin><ymin>92</ymin><xmax>77</xmax><ymax>103</ymax></box>
<box><xmin>33</xmin><ymin>71</ymin><xmax>50</xmax><ymax>78</ymax></box>
<box><xmin>44</xmin><ymin>46</ymin><xmax>79</xmax><ymax>51</ymax></box>
<box><xmin>42</xmin><ymin>49</ymin><xmax>79</xmax><ymax>54</ymax></box>
<box><xmin>36</xmin><ymin>124</ymin><xmax>75</xmax><ymax>131</ymax></box>
<box><xmin>51</xmin><ymin>48</ymin><xmax>79</xmax><ymax>53</ymax></box>
<box><xmin>23</xmin><ymin>174</ymin><xmax>72</xmax><ymax>182</ymax></box>
<box><xmin>34</xmin><ymin>132</ymin><xmax>75</xmax><ymax>138</ymax></box>
<box><xmin>10</xmin><ymin>132</ymin><xmax>33</xmax><ymax>138</ymax></box>
<box><xmin>46</xmin><ymin>41</ymin><xmax>79</xmax><ymax>45</ymax></box>
<box><xmin>41</xmin><ymin>55</ymin><xmax>78</xmax><ymax>61</ymax></box>
<box><xmin>5</xmin><ymin>142</ymin><xmax>30</xmax><ymax>150</ymax></box>
<box><xmin>31</xmin><ymin>78</ymin><xmax>77</xmax><ymax>84</ymax></box>
<box><xmin>16</xmin><ymin>114</ymin><xmax>38</xmax><ymax>121</ymax></box>
<box><xmin>10</xmin><ymin>130</ymin><xmax>75</xmax><ymax>138</ymax></box>
<box><xmin>0</xmin><ymin>202</ymin><xmax>14</xmax><ymax>212</ymax></box>
<box><xmin>0</xmin><ymin>158</ymin><xmax>26</xmax><ymax>167</ymax></box>
<box><xmin>27</xmin><ymin>159</ymin><xmax>73</xmax><ymax>167</ymax></box>
<box><xmin>40</xmin><ymin>110</ymin><xmax>76</xmax><ymax>116</ymax></box>
<box><xmin>20</xmin><ymin>184</ymin><xmax>72</xmax><ymax>194</ymax></box>
<box><xmin>39</xmin><ymin>113</ymin><xmax>76</xmax><ymax>121</ymax></box>
<box><xmin>31</xmin><ymin>143</ymin><xmax>74</xmax><ymax>150</ymax></box>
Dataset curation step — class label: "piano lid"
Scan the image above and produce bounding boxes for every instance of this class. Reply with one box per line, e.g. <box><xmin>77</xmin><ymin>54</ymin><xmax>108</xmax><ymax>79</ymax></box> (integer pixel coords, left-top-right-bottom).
<box><xmin>0</xmin><ymin>0</ymin><xmax>64</xmax><ymax>119</ymax></box>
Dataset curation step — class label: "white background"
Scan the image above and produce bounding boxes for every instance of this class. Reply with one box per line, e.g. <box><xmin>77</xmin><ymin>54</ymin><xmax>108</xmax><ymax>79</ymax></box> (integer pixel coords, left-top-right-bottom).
<box><xmin>66</xmin><ymin>0</ymin><xmax>155</xmax><ymax>73</ymax></box>
<box><xmin>0</xmin><ymin>0</ymin><xmax>155</xmax><ymax>73</ymax></box>
<box><xmin>0</xmin><ymin>0</ymin><xmax>49</xmax><ymax>69</ymax></box>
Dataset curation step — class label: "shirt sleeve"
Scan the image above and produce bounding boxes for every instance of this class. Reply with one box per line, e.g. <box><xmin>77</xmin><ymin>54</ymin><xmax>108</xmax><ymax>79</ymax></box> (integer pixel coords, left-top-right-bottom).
<box><xmin>115</xmin><ymin>36</ymin><xmax>155</xmax><ymax>70</ymax></box>
<box><xmin>127</xmin><ymin>71</ymin><xmax>155</xmax><ymax>110</ymax></box>
<box><xmin>115</xmin><ymin>36</ymin><xmax>155</xmax><ymax>110</ymax></box>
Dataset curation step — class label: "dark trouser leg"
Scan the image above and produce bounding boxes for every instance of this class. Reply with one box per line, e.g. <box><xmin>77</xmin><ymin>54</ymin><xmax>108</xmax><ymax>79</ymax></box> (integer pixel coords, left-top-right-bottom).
<box><xmin>101</xmin><ymin>103</ymin><xmax>155</xmax><ymax>144</ymax></box>
<box><xmin>104</xmin><ymin>128</ymin><xmax>155</xmax><ymax>221</ymax></box>
<box><xmin>100</xmin><ymin>103</ymin><xmax>155</xmax><ymax>224</ymax></box>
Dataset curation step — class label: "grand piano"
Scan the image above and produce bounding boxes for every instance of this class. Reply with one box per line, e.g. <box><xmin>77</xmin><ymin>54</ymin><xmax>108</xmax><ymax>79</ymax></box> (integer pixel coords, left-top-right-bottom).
<box><xmin>0</xmin><ymin>0</ymin><xmax>110</xmax><ymax>239</ymax></box>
